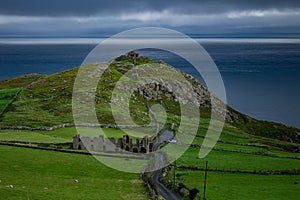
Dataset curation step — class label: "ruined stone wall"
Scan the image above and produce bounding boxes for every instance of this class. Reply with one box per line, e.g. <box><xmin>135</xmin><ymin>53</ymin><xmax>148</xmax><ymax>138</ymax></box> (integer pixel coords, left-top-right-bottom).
<box><xmin>73</xmin><ymin>134</ymin><xmax>152</xmax><ymax>153</ymax></box>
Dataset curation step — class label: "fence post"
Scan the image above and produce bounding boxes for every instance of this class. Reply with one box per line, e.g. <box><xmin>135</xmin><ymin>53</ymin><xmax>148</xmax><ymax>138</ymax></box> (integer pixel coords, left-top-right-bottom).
<box><xmin>173</xmin><ymin>159</ymin><xmax>176</xmax><ymax>187</ymax></box>
<box><xmin>203</xmin><ymin>161</ymin><xmax>208</xmax><ymax>200</ymax></box>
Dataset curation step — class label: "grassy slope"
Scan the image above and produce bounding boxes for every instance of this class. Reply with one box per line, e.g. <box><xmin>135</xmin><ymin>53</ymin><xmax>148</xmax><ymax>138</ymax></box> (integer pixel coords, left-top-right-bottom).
<box><xmin>0</xmin><ymin>88</ymin><xmax>19</xmax><ymax>112</ymax></box>
<box><xmin>0</xmin><ymin>145</ymin><xmax>147</xmax><ymax>200</ymax></box>
<box><xmin>231</xmin><ymin>108</ymin><xmax>300</xmax><ymax>145</ymax></box>
<box><xmin>0</xmin><ymin>57</ymin><xmax>299</xmax><ymax>145</ymax></box>
<box><xmin>0</xmin><ymin>68</ymin><xmax>77</xmax><ymax>127</ymax></box>
<box><xmin>0</xmin><ymin>74</ymin><xmax>43</xmax><ymax>89</ymax></box>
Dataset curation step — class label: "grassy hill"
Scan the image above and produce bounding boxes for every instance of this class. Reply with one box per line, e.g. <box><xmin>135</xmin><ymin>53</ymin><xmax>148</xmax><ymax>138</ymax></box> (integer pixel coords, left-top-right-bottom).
<box><xmin>0</xmin><ymin>55</ymin><xmax>299</xmax><ymax>149</ymax></box>
<box><xmin>0</xmin><ymin>55</ymin><xmax>299</xmax><ymax>199</ymax></box>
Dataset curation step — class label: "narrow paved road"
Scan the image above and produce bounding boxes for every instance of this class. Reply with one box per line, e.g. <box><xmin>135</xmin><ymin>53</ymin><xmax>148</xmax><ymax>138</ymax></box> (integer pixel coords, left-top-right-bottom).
<box><xmin>152</xmin><ymin>129</ymin><xmax>174</xmax><ymax>150</ymax></box>
<box><xmin>151</xmin><ymin>130</ymin><xmax>181</xmax><ymax>200</ymax></box>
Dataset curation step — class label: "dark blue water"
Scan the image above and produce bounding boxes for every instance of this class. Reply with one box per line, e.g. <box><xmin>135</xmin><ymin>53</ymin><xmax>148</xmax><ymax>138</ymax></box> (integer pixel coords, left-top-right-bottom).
<box><xmin>0</xmin><ymin>44</ymin><xmax>94</xmax><ymax>80</ymax></box>
<box><xmin>0</xmin><ymin>40</ymin><xmax>299</xmax><ymax>128</ymax></box>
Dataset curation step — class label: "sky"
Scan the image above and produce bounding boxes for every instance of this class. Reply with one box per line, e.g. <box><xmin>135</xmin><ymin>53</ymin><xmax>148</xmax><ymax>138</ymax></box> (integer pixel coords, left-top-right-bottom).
<box><xmin>0</xmin><ymin>0</ymin><xmax>300</xmax><ymax>37</ymax></box>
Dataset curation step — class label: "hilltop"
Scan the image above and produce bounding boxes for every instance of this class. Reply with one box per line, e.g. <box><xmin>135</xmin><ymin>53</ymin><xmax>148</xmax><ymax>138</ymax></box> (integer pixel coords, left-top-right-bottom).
<box><xmin>0</xmin><ymin>55</ymin><xmax>299</xmax><ymax>151</ymax></box>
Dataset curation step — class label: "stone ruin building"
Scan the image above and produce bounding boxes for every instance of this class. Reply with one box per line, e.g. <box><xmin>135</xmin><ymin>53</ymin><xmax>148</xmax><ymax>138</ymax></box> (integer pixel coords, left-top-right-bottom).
<box><xmin>127</xmin><ymin>51</ymin><xmax>139</xmax><ymax>58</ymax></box>
<box><xmin>73</xmin><ymin>134</ymin><xmax>152</xmax><ymax>153</ymax></box>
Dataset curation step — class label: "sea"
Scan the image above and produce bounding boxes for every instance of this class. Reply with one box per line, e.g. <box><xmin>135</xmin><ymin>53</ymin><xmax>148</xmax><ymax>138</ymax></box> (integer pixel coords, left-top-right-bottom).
<box><xmin>0</xmin><ymin>38</ymin><xmax>299</xmax><ymax>128</ymax></box>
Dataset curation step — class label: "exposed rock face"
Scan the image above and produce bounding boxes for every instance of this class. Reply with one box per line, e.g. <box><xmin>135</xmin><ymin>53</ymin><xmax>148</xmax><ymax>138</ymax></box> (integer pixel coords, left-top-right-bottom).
<box><xmin>181</xmin><ymin>71</ymin><xmax>238</xmax><ymax>123</ymax></box>
<box><xmin>112</xmin><ymin>61</ymin><xmax>238</xmax><ymax>123</ymax></box>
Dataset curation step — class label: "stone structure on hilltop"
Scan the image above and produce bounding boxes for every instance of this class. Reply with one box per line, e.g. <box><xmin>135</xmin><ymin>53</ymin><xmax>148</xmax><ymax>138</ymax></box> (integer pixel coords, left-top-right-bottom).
<box><xmin>127</xmin><ymin>51</ymin><xmax>139</xmax><ymax>58</ymax></box>
<box><xmin>73</xmin><ymin>134</ymin><xmax>152</xmax><ymax>153</ymax></box>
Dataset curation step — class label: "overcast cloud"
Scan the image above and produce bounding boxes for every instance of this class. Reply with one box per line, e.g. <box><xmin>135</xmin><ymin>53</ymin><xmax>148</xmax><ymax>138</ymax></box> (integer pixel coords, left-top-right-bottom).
<box><xmin>0</xmin><ymin>0</ymin><xmax>299</xmax><ymax>36</ymax></box>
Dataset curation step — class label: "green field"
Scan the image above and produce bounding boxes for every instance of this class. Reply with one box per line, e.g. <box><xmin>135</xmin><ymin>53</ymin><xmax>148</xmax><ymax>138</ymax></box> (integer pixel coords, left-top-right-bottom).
<box><xmin>164</xmin><ymin>126</ymin><xmax>300</xmax><ymax>199</ymax></box>
<box><xmin>1</xmin><ymin>123</ymin><xmax>300</xmax><ymax>200</ymax></box>
<box><xmin>0</xmin><ymin>145</ymin><xmax>147</xmax><ymax>200</ymax></box>
<box><xmin>175</xmin><ymin>147</ymin><xmax>300</xmax><ymax>171</ymax></box>
<box><xmin>0</xmin><ymin>127</ymin><xmax>154</xmax><ymax>145</ymax></box>
<box><xmin>1</xmin><ymin>126</ymin><xmax>300</xmax><ymax>199</ymax></box>
<box><xmin>0</xmin><ymin>129</ymin><xmax>71</xmax><ymax>144</ymax></box>
<box><xmin>171</xmin><ymin>170</ymin><xmax>300</xmax><ymax>200</ymax></box>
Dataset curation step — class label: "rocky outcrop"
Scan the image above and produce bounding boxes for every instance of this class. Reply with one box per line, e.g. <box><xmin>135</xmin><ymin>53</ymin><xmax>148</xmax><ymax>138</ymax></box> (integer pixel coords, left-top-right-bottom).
<box><xmin>113</xmin><ymin>62</ymin><xmax>238</xmax><ymax>123</ymax></box>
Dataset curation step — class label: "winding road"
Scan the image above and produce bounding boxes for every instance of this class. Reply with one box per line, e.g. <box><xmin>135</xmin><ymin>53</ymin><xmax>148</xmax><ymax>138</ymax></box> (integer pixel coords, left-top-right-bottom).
<box><xmin>151</xmin><ymin>129</ymin><xmax>181</xmax><ymax>200</ymax></box>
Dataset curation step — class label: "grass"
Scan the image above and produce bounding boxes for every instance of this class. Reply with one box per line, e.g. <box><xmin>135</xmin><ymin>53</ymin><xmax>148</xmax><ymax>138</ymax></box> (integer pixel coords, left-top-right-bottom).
<box><xmin>0</xmin><ymin>68</ymin><xmax>77</xmax><ymax>127</ymax></box>
<box><xmin>171</xmin><ymin>170</ymin><xmax>300</xmax><ymax>200</ymax></box>
<box><xmin>175</xmin><ymin>121</ymin><xmax>300</xmax><ymax>171</ymax></box>
<box><xmin>193</xmin><ymin>121</ymin><xmax>300</xmax><ymax>155</ymax></box>
<box><xmin>0</xmin><ymin>127</ymin><xmax>156</xmax><ymax>146</ymax></box>
<box><xmin>0</xmin><ymin>74</ymin><xmax>42</xmax><ymax>89</ymax></box>
<box><xmin>176</xmin><ymin>147</ymin><xmax>300</xmax><ymax>171</ymax></box>
<box><xmin>1</xmin><ymin>126</ymin><xmax>299</xmax><ymax>199</ymax></box>
<box><xmin>164</xmin><ymin>124</ymin><xmax>300</xmax><ymax>199</ymax></box>
<box><xmin>0</xmin><ymin>61</ymin><xmax>180</xmax><ymax>128</ymax></box>
<box><xmin>0</xmin><ymin>88</ymin><xmax>19</xmax><ymax>112</ymax></box>
<box><xmin>214</xmin><ymin>142</ymin><xmax>267</xmax><ymax>153</ymax></box>
<box><xmin>0</xmin><ymin>145</ymin><xmax>148</xmax><ymax>200</ymax></box>
<box><xmin>0</xmin><ymin>129</ymin><xmax>70</xmax><ymax>143</ymax></box>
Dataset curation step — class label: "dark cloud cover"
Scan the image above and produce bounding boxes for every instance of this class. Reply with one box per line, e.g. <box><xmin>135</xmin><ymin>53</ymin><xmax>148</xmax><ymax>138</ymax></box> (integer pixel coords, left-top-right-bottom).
<box><xmin>0</xmin><ymin>0</ymin><xmax>299</xmax><ymax>16</ymax></box>
<box><xmin>0</xmin><ymin>0</ymin><xmax>299</xmax><ymax>35</ymax></box>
